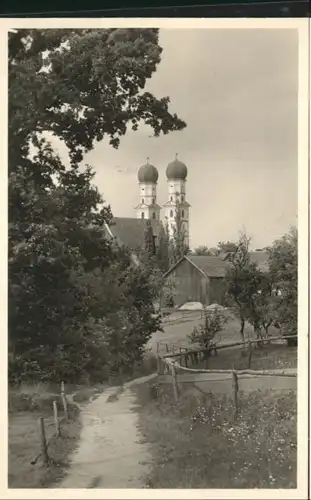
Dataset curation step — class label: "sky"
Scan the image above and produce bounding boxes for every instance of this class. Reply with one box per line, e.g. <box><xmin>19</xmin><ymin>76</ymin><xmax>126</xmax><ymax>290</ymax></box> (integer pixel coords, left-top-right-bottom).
<box><xmin>53</xmin><ymin>28</ymin><xmax>298</xmax><ymax>250</ymax></box>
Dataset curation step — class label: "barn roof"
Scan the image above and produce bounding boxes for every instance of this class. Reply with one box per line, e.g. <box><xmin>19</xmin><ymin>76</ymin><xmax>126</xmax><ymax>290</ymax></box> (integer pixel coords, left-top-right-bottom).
<box><xmin>187</xmin><ymin>255</ymin><xmax>229</xmax><ymax>277</ymax></box>
<box><xmin>164</xmin><ymin>251</ymin><xmax>270</xmax><ymax>278</ymax></box>
<box><xmin>105</xmin><ymin>217</ymin><xmax>160</xmax><ymax>251</ymax></box>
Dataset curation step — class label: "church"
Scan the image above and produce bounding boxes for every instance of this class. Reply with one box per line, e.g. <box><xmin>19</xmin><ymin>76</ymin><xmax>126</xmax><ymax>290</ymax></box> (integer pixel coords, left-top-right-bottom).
<box><xmin>104</xmin><ymin>155</ymin><xmax>190</xmax><ymax>253</ymax></box>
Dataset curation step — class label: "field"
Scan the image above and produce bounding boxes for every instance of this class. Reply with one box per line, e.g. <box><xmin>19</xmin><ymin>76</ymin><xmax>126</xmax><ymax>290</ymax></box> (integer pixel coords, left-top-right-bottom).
<box><xmin>134</xmin><ymin>382</ymin><xmax>297</xmax><ymax>489</ymax></box>
<box><xmin>149</xmin><ymin>308</ymin><xmax>280</xmax><ymax>356</ymax></box>
<box><xmin>139</xmin><ymin>309</ymin><xmax>297</xmax><ymax>489</ymax></box>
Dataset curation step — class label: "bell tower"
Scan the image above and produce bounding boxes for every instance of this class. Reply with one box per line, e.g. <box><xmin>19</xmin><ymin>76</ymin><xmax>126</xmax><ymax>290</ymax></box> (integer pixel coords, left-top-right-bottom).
<box><xmin>135</xmin><ymin>158</ymin><xmax>161</xmax><ymax>221</ymax></box>
<box><xmin>163</xmin><ymin>154</ymin><xmax>190</xmax><ymax>247</ymax></box>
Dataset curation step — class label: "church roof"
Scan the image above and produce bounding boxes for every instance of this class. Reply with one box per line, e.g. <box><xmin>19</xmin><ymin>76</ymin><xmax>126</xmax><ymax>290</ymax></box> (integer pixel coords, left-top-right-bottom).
<box><xmin>166</xmin><ymin>159</ymin><xmax>188</xmax><ymax>180</ymax></box>
<box><xmin>138</xmin><ymin>163</ymin><xmax>159</xmax><ymax>183</ymax></box>
<box><xmin>106</xmin><ymin>217</ymin><xmax>160</xmax><ymax>251</ymax></box>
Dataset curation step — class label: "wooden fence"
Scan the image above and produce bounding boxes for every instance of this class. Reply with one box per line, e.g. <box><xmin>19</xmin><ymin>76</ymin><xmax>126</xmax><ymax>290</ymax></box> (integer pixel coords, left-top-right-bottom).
<box><xmin>30</xmin><ymin>381</ymin><xmax>70</xmax><ymax>467</ymax></box>
<box><xmin>156</xmin><ymin>335</ymin><xmax>297</xmax><ymax>419</ymax></box>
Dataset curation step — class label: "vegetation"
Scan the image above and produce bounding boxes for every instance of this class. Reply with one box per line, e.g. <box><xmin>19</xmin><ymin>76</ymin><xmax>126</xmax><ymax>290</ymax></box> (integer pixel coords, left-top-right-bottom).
<box><xmin>223</xmin><ymin>228</ymin><xmax>297</xmax><ymax>345</ymax></box>
<box><xmin>188</xmin><ymin>308</ymin><xmax>228</xmax><ymax>367</ymax></box>
<box><xmin>9</xmin><ymin>28</ymin><xmax>186</xmax><ymax>384</ymax></box>
<box><xmin>134</xmin><ymin>382</ymin><xmax>296</xmax><ymax>488</ymax></box>
<box><xmin>267</xmin><ymin>227</ymin><xmax>298</xmax><ymax>346</ymax></box>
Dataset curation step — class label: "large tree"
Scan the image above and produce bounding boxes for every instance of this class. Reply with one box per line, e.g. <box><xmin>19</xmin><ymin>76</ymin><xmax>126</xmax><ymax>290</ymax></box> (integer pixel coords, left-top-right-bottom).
<box><xmin>9</xmin><ymin>29</ymin><xmax>186</xmax><ymax>382</ymax></box>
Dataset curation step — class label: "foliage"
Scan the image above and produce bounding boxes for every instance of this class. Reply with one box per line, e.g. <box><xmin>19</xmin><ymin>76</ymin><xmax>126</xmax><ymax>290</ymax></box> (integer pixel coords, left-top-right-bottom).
<box><xmin>9</xmin><ymin>28</ymin><xmax>186</xmax><ymax>383</ymax></box>
<box><xmin>267</xmin><ymin>227</ymin><xmax>297</xmax><ymax>345</ymax></box>
<box><xmin>193</xmin><ymin>245</ymin><xmax>215</xmax><ymax>256</ymax></box>
<box><xmin>134</xmin><ymin>383</ymin><xmax>296</xmax><ymax>488</ymax></box>
<box><xmin>188</xmin><ymin>309</ymin><xmax>228</xmax><ymax>365</ymax></box>
<box><xmin>161</xmin><ymin>277</ymin><xmax>176</xmax><ymax>308</ymax></box>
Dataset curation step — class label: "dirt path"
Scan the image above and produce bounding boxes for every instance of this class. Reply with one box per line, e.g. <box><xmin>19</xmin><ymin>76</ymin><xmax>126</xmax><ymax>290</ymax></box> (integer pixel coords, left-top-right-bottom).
<box><xmin>60</xmin><ymin>374</ymin><xmax>156</xmax><ymax>489</ymax></box>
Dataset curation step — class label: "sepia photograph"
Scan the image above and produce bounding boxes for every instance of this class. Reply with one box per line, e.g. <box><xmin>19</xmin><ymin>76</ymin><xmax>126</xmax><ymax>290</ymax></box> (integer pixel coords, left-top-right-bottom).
<box><xmin>6</xmin><ymin>19</ymin><xmax>308</xmax><ymax>496</ymax></box>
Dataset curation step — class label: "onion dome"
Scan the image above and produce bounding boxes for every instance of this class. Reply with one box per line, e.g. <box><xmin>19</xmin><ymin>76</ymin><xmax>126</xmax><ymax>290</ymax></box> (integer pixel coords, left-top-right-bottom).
<box><xmin>166</xmin><ymin>156</ymin><xmax>188</xmax><ymax>180</ymax></box>
<box><xmin>137</xmin><ymin>159</ymin><xmax>159</xmax><ymax>183</ymax></box>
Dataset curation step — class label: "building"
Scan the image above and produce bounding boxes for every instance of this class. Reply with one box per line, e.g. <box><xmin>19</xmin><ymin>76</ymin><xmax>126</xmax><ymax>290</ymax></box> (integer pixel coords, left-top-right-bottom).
<box><xmin>104</xmin><ymin>156</ymin><xmax>190</xmax><ymax>254</ymax></box>
<box><xmin>161</xmin><ymin>252</ymin><xmax>269</xmax><ymax>308</ymax></box>
<box><xmin>103</xmin><ymin>217</ymin><xmax>160</xmax><ymax>263</ymax></box>
<box><xmin>162</xmin><ymin>155</ymin><xmax>191</xmax><ymax>248</ymax></box>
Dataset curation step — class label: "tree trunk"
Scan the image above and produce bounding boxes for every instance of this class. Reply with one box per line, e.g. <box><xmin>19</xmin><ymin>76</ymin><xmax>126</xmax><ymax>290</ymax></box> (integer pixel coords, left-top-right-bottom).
<box><xmin>239</xmin><ymin>315</ymin><xmax>245</xmax><ymax>342</ymax></box>
<box><xmin>255</xmin><ymin>325</ymin><xmax>263</xmax><ymax>348</ymax></box>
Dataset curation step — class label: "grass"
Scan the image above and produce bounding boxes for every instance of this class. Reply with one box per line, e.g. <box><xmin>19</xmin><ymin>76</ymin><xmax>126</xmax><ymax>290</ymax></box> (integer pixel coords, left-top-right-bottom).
<box><xmin>150</xmin><ymin>308</ymin><xmax>281</xmax><ymax>356</ymax></box>
<box><xmin>8</xmin><ymin>383</ymin><xmax>82</xmax><ymax>488</ymax></box>
<box><xmin>134</xmin><ymin>382</ymin><xmax>297</xmax><ymax>489</ymax></box>
<box><xmin>190</xmin><ymin>343</ymin><xmax>297</xmax><ymax>371</ymax></box>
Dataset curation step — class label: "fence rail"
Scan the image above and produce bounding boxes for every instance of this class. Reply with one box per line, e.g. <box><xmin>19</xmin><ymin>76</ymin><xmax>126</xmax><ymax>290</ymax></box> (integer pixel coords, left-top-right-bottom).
<box><xmin>156</xmin><ymin>336</ymin><xmax>297</xmax><ymax>418</ymax></box>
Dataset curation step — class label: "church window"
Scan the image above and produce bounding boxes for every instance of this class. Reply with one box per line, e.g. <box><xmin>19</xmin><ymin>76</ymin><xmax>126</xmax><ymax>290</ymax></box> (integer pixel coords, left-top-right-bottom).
<box><xmin>141</xmin><ymin>212</ymin><xmax>145</xmax><ymax>219</ymax></box>
<box><xmin>142</xmin><ymin>198</ymin><xmax>144</xmax><ymax>204</ymax></box>
<box><xmin>182</xmin><ymin>209</ymin><xmax>185</xmax><ymax>217</ymax></box>
<box><xmin>170</xmin><ymin>196</ymin><xmax>173</xmax><ymax>201</ymax></box>
<box><xmin>152</xmin><ymin>212</ymin><xmax>156</xmax><ymax>219</ymax></box>
<box><xmin>170</xmin><ymin>210</ymin><xmax>173</xmax><ymax>218</ymax></box>
<box><xmin>181</xmin><ymin>195</ymin><xmax>184</xmax><ymax>201</ymax></box>
<box><xmin>153</xmin><ymin>198</ymin><xmax>155</xmax><ymax>204</ymax></box>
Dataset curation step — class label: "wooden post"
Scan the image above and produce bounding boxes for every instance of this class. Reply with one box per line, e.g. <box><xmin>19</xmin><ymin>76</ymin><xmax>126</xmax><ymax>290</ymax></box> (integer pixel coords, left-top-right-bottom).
<box><xmin>232</xmin><ymin>370</ymin><xmax>239</xmax><ymax>419</ymax></box>
<box><xmin>61</xmin><ymin>381</ymin><xmax>69</xmax><ymax>422</ymax></box>
<box><xmin>165</xmin><ymin>343</ymin><xmax>169</xmax><ymax>353</ymax></box>
<box><xmin>172</xmin><ymin>344</ymin><xmax>175</xmax><ymax>355</ymax></box>
<box><xmin>38</xmin><ymin>417</ymin><xmax>49</xmax><ymax>466</ymax></box>
<box><xmin>247</xmin><ymin>341</ymin><xmax>252</xmax><ymax>369</ymax></box>
<box><xmin>179</xmin><ymin>347</ymin><xmax>183</xmax><ymax>366</ymax></box>
<box><xmin>185</xmin><ymin>349</ymin><xmax>188</xmax><ymax>368</ymax></box>
<box><xmin>171</xmin><ymin>364</ymin><xmax>179</xmax><ymax>402</ymax></box>
<box><xmin>156</xmin><ymin>356</ymin><xmax>161</xmax><ymax>375</ymax></box>
<box><xmin>53</xmin><ymin>400</ymin><xmax>61</xmax><ymax>437</ymax></box>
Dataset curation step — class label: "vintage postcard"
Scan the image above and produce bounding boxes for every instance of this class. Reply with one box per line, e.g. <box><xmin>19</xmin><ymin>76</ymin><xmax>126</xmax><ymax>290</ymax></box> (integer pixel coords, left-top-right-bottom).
<box><xmin>2</xmin><ymin>17</ymin><xmax>309</xmax><ymax>500</ymax></box>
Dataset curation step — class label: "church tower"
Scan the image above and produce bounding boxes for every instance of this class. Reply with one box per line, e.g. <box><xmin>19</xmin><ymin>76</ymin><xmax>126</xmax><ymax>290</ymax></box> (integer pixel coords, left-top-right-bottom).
<box><xmin>135</xmin><ymin>158</ymin><xmax>161</xmax><ymax>221</ymax></box>
<box><xmin>163</xmin><ymin>154</ymin><xmax>190</xmax><ymax>248</ymax></box>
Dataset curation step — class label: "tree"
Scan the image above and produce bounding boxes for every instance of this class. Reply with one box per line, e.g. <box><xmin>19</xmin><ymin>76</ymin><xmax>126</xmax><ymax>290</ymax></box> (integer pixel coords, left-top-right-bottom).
<box><xmin>193</xmin><ymin>246</ymin><xmax>215</xmax><ymax>256</ymax></box>
<box><xmin>217</xmin><ymin>241</ymin><xmax>239</xmax><ymax>258</ymax></box>
<box><xmin>188</xmin><ymin>309</ymin><xmax>228</xmax><ymax>367</ymax></box>
<box><xmin>267</xmin><ymin>227</ymin><xmax>297</xmax><ymax>346</ymax></box>
<box><xmin>224</xmin><ymin>233</ymin><xmax>258</xmax><ymax>342</ymax></box>
<box><xmin>9</xmin><ymin>29</ymin><xmax>186</xmax><ymax>166</ymax></box>
<box><xmin>9</xmin><ymin>29</ymin><xmax>186</xmax><ymax>382</ymax></box>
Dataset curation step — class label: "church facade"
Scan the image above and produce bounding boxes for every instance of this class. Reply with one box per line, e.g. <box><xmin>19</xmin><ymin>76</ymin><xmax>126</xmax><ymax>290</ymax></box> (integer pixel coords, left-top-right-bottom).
<box><xmin>104</xmin><ymin>156</ymin><xmax>191</xmax><ymax>253</ymax></box>
<box><xmin>134</xmin><ymin>156</ymin><xmax>190</xmax><ymax>248</ymax></box>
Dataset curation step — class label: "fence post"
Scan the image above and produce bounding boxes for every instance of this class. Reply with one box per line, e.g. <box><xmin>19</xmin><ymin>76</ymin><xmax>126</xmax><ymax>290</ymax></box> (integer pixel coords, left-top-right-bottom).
<box><xmin>247</xmin><ymin>341</ymin><xmax>252</xmax><ymax>369</ymax></box>
<box><xmin>165</xmin><ymin>343</ymin><xmax>169</xmax><ymax>353</ymax></box>
<box><xmin>171</xmin><ymin>363</ymin><xmax>179</xmax><ymax>401</ymax></box>
<box><xmin>232</xmin><ymin>370</ymin><xmax>239</xmax><ymax>420</ymax></box>
<box><xmin>61</xmin><ymin>381</ymin><xmax>69</xmax><ymax>422</ymax></box>
<box><xmin>53</xmin><ymin>400</ymin><xmax>61</xmax><ymax>437</ymax></box>
<box><xmin>38</xmin><ymin>417</ymin><xmax>49</xmax><ymax>466</ymax></box>
<box><xmin>179</xmin><ymin>347</ymin><xmax>183</xmax><ymax>366</ymax></box>
<box><xmin>185</xmin><ymin>349</ymin><xmax>188</xmax><ymax>368</ymax></box>
<box><xmin>172</xmin><ymin>344</ymin><xmax>175</xmax><ymax>355</ymax></box>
